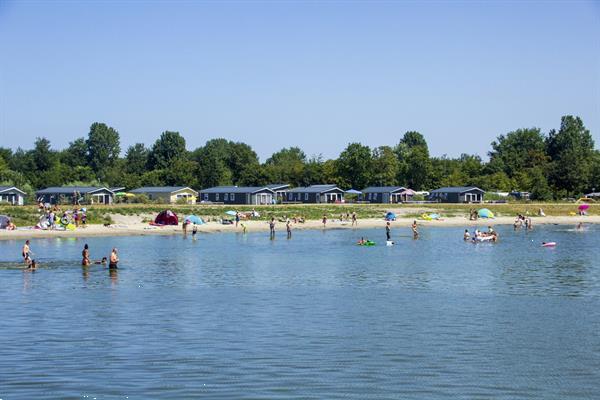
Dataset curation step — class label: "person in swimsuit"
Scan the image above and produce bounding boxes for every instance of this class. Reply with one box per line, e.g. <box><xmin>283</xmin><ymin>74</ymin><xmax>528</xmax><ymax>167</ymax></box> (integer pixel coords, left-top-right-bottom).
<box><xmin>22</xmin><ymin>240</ymin><xmax>31</xmax><ymax>264</ymax></box>
<box><xmin>411</xmin><ymin>220</ymin><xmax>419</xmax><ymax>238</ymax></box>
<box><xmin>109</xmin><ymin>248</ymin><xmax>119</xmax><ymax>269</ymax></box>
<box><xmin>386</xmin><ymin>222</ymin><xmax>391</xmax><ymax>241</ymax></box>
<box><xmin>94</xmin><ymin>257</ymin><xmax>107</xmax><ymax>265</ymax></box>
<box><xmin>269</xmin><ymin>218</ymin><xmax>275</xmax><ymax>239</ymax></box>
<box><xmin>82</xmin><ymin>243</ymin><xmax>91</xmax><ymax>266</ymax></box>
<box><xmin>322</xmin><ymin>215</ymin><xmax>327</xmax><ymax>228</ymax></box>
<box><xmin>286</xmin><ymin>219</ymin><xmax>292</xmax><ymax>239</ymax></box>
<box><xmin>352</xmin><ymin>212</ymin><xmax>357</xmax><ymax>227</ymax></box>
<box><xmin>192</xmin><ymin>224</ymin><xmax>198</xmax><ymax>240</ymax></box>
<box><xmin>463</xmin><ymin>229</ymin><xmax>471</xmax><ymax>240</ymax></box>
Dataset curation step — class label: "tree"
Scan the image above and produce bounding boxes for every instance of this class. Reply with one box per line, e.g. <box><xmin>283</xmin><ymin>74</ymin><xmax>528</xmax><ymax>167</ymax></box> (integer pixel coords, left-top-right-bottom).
<box><xmin>86</xmin><ymin>122</ymin><xmax>120</xmax><ymax>178</ymax></box>
<box><xmin>125</xmin><ymin>143</ymin><xmax>150</xmax><ymax>174</ymax></box>
<box><xmin>61</xmin><ymin>138</ymin><xmax>88</xmax><ymax>167</ymax></box>
<box><xmin>264</xmin><ymin>147</ymin><xmax>306</xmax><ymax>186</ymax></box>
<box><xmin>228</xmin><ymin>142</ymin><xmax>260</xmax><ymax>185</ymax></box>
<box><xmin>546</xmin><ymin>116</ymin><xmax>595</xmax><ymax>195</ymax></box>
<box><xmin>529</xmin><ymin>167</ymin><xmax>552</xmax><ymax>200</ymax></box>
<box><xmin>395</xmin><ymin>131</ymin><xmax>431</xmax><ymax>189</ymax></box>
<box><xmin>488</xmin><ymin>128</ymin><xmax>548</xmax><ymax>177</ymax></box>
<box><xmin>192</xmin><ymin>139</ymin><xmax>233</xmax><ymax>187</ymax></box>
<box><xmin>337</xmin><ymin>143</ymin><xmax>372</xmax><ymax>189</ymax></box>
<box><xmin>32</xmin><ymin>137</ymin><xmax>56</xmax><ymax>172</ymax></box>
<box><xmin>371</xmin><ymin>146</ymin><xmax>399</xmax><ymax>186</ymax></box>
<box><xmin>148</xmin><ymin>131</ymin><xmax>187</xmax><ymax>170</ymax></box>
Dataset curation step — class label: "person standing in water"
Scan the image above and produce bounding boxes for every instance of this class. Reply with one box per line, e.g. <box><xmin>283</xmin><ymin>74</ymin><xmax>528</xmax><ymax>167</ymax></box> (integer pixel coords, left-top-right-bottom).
<box><xmin>192</xmin><ymin>224</ymin><xmax>198</xmax><ymax>240</ymax></box>
<box><xmin>235</xmin><ymin>212</ymin><xmax>240</xmax><ymax>228</ymax></box>
<box><xmin>286</xmin><ymin>219</ymin><xmax>292</xmax><ymax>239</ymax></box>
<box><xmin>109</xmin><ymin>248</ymin><xmax>119</xmax><ymax>269</ymax></box>
<box><xmin>351</xmin><ymin>212</ymin><xmax>357</xmax><ymax>227</ymax></box>
<box><xmin>269</xmin><ymin>218</ymin><xmax>276</xmax><ymax>239</ymax></box>
<box><xmin>82</xmin><ymin>244</ymin><xmax>91</xmax><ymax>266</ymax></box>
<box><xmin>22</xmin><ymin>240</ymin><xmax>31</xmax><ymax>264</ymax></box>
<box><xmin>386</xmin><ymin>222</ymin><xmax>391</xmax><ymax>241</ymax></box>
<box><xmin>411</xmin><ymin>220</ymin><xmax>419</xmax><ymax>238</ymax></box>
<box><xmin>322</xmin><ymin>214</ymin><xmax>327</xmax><ymax>228</ymax></box>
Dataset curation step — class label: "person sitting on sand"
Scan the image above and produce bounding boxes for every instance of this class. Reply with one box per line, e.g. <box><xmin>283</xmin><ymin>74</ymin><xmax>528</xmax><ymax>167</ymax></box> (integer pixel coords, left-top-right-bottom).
<box><xmin>463</xmin><ymin>229</ymin><xmax>471</xmax><ymax>240</ymax></box>
<box><xmin>82</xmin><ymin>244</ymin><xmax>91</xmax><ymax>266</ymax></box>
<box><xmin>109</xmin><ymin>248</ymin><xmax>119</xmax><ymax>269</ymax></box>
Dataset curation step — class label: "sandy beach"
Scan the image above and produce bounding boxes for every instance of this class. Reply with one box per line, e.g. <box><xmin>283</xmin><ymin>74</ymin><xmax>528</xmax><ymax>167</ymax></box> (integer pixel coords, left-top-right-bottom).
<box><xmin>1</xmin><ymin>213</ymin><xmax>598</xmax><ymax>241</ymax></box>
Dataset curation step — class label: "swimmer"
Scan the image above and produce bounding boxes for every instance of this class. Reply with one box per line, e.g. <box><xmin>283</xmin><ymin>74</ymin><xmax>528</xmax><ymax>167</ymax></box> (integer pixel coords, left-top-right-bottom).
<box><xmin>27</xmin><ymin>259</ymin><xmax>37</xmax><ymax>270</ymax></box>
<box><xmin>94</xmin><ymin>257</ymin><xmax>108</xmax><ymax>265</ymax></box>
<box><xmin>576</xmin><ymin>222</ymin><xmax>584</xmax><ymax>230</ymax></box>
<box><xmin>192</xmin><ymin>224</ymin><xmax>198</xmax><ymax>240</ymax></box>
<box><xmin>82</xmin><ymin>244</ymin><xmax>91</xmax><ymax>266</ymax></box>
<box><xmin>463</xmin><ymin>229</ymin><xmax>471</xmax><ymax>240</ymax></box>
<box><xmin>109</xmin><ymin>248</ymin><xmax>119</xmax><ymax>269</ymax></box>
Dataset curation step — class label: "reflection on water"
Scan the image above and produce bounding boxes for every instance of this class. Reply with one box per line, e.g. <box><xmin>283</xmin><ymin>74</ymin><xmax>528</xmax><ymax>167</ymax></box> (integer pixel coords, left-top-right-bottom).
<box><xmin>0</xmin><ymin>225</ymin><xmax>599</xmax><ymax>399</ymax></box>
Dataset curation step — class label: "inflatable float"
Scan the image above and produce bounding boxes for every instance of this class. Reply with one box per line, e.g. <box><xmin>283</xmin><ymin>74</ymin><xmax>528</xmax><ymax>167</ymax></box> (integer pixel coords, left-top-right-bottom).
<box><xmin>542</xmin><ymin>242</ymin><xmax>557</xmax><ymax>247</ymax></box>
<box><xmin>357</xmin><ymin>240</ymin><xmax>376</xmax><ymax>246</ymax></box>
<box><xmin>474</xmin><ymin>235</ymin><xmax>495</xmax><ymax>242</ymax></box>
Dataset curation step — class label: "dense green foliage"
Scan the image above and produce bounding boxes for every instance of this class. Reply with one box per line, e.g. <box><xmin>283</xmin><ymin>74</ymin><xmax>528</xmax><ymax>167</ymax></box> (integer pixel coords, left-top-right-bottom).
<box><xmin>0</xmin><ymin>116</ymin><xmax>598</xmax><ymax>202</ymax></box>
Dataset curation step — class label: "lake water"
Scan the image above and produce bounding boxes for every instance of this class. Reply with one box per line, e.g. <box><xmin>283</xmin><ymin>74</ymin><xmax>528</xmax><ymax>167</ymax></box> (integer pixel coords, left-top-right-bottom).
<box><xmin>1</xmin><ymin>225</ymin><xmax>599</xmax><ymax>399</ymax></box>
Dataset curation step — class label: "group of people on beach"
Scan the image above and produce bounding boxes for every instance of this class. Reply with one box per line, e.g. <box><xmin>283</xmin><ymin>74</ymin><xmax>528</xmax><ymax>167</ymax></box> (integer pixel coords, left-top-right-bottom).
<box><xmin>36</xmin><ymin>203</ymin><xmax>87</xmax><ymax>230</ymax></box>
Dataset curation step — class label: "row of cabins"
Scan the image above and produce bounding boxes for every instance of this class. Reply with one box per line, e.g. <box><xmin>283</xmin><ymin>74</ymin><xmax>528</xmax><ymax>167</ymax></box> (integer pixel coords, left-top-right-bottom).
<box><xmin>3</xmin><ymin>185</ymin><xmax>488</xmax><ymax>206</ymax></box>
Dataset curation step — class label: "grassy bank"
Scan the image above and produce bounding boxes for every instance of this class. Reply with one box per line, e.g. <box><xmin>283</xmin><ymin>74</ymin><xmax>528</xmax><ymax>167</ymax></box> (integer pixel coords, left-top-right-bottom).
<box><xmin>1</xmin><ymin>202</ymin><xmax>596</xmax><ymax>227</ymax></box>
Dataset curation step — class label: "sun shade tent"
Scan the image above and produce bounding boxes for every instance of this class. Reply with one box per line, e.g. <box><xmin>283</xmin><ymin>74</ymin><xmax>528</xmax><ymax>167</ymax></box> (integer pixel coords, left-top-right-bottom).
<box><xmin>0</xmin><ymin>215</ymin><xmax>10</xmax><ymax>229</ymax></box>
<box><xmin>225</xmin><ymin>210</ymin><xmax>237</xmax><ymax>216</ymax></box>
<box><xmin>478</xmin><ymin>208</ymin><xmax>494</xmax><ymax>218</ymax></box>
<box><xmin>345</xmin><ymin>189</ymin><xmax>362</xmax><ymax>195</ymax></box>
<box><xmin>184</xmin><ymin>215</ymin><xmax>204</xmax><ymax>225</ymax></box>
<box><xmin>385</xmin><ymin>212</ymin><xmax>396</xmax><ymax>220</ymax></box>
<box><xmin>578</xmin><ymin>204</ymin><xmax>590</xmax><ymax>211</ymax></box>
<box><xmin>154</xmin><ymin>210</ymin><xmax>179</xmax><ymax>225</ymax></box>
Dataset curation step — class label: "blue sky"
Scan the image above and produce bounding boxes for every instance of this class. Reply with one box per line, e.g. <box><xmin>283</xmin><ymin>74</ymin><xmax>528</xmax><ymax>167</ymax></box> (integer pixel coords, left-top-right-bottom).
<box><xmin>0</xmin><ymin>0</ymin><xmax>598</xmax><ymax>161</ymax></box>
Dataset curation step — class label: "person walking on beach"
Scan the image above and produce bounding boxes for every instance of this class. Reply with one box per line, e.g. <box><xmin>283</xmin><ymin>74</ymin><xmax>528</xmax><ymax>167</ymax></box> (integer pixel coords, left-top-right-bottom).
<box><xmin>386</xmin><ymin>222</ymin><xmax>391</xmax><ymax>241</ymax></box>
<box><xmin>352</xmin><ymin>212</ymin><xmax>357</xmax><ymax>227</ymax></box>
<box><xmin>286</xmin><ymin>219</ymin><xmax>292</xmax><ymax>239</ymax></box>
<box><xmin>109</xmin><ymin>248</ymin><xmax>119</xmax><ymax>269</ymax></box>
<box><xmin>322</xmin><ymin>215</ymin><xmax>327</xmax><ymax>228</ymax></box>
<box><xmin>22</xmin><ymin>240</ymin><xmax>31</xmax><ymax>264</ymax></box>
<box><xmin>182</xmin><ymin>219</ymin><xmax>188</xmax><ymax>235</ymax></box>
<box><xmin>82</xmin><ymin>244</ymin><xmax>91</xmax><ymax>266</ymax></box>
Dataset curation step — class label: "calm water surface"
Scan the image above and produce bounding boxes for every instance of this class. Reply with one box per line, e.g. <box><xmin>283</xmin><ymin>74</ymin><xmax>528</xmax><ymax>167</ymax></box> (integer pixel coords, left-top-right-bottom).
<box><xmin>1</xmin><ymin>225</ymin><xmax>599</xmax><ymax>399</ymax></box>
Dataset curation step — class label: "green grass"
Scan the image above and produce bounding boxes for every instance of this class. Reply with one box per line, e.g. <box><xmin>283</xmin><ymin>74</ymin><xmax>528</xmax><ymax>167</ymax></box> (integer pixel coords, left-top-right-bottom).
<box><xmin>0</xmin><ymin>202</ymin><xmax>596</xmax><ymax>226</ymax></box>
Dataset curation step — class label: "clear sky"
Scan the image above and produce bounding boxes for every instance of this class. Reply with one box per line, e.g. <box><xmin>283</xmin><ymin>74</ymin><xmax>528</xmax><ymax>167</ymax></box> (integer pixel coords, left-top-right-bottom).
<box><xmin>0</xmin><ymin>0</ymin><xmax>598</xmax><ymax>161</ymax></box>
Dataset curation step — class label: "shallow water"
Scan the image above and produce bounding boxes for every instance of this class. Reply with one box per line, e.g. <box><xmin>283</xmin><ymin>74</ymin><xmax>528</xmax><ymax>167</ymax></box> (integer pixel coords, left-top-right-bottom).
<box><xmin>1</xmin><ymin>225</ymin><xmax>599</xmax><ymax>399</ymax></box>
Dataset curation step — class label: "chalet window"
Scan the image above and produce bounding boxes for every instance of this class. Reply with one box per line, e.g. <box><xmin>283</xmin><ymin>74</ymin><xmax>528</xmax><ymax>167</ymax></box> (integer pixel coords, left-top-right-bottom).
<box><xmin>216</xmin><ymin>193</ymin><xmax>220</xmax><ymax>201</ymax></box>
<box><xmin>305</xmin><ymin>193</ymin><xmax>308</xmax><ymax>200</ymax></box>
<box><xmin>224</xmin><ymin>193</ymin><xmax>229</xmax><ymax>201</ymax></box>
<box><xmin>203</xmin><ymin>194</ymin><xmax>208</xmax><ymax>200</ymax></box>
<box><xmin>230</xmin><ymin>193</ymin><xmax>235</xmax><ymax>201</ymax></box>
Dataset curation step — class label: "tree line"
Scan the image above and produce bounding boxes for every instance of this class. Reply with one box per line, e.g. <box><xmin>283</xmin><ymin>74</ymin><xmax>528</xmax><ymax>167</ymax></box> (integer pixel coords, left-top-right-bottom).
<box><xmin>0</xmin><ymin>115</ymin><xmax>598</xmax><ymax>201</ymax></box>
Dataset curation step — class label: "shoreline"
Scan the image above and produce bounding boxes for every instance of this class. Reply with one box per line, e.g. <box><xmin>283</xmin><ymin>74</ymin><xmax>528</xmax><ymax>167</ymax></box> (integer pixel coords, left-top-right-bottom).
<box><xmin>0</xmin><ymin>215</ymin><xmax>597</xmax><ymax>241</ymax></box>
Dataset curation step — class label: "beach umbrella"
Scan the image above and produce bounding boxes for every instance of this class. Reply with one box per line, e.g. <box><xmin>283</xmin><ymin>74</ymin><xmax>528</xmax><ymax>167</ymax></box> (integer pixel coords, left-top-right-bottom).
<box><xmin>185</xmin><ymin>215</ymin><xmax>204</xmax><ymax>225</ymax></box>
<box><xmin>578</xmin><ymin>204</ymin><xmax>590</xmax><ymax>211</ymax></box>
<box><xmin>385</xmin><ymin>212</ymin><xmax>396</xmax><ymax>220</ymax></box>
<box><xmin>115</xmin><ymin>192</ymin><xmax>127</xmax><ymax>197</ymax></box>
<box><xmin>225</xmin><ymin>210</ymin><xmax>237</xmax><ymax>216</ymax></box>
<box><xmin>478</xmin><ymin>208</ymin><xmax>494</xmax><ymax>218</ymax></box>
<box><xmin>345</xmin><ymin>189</ymin><xmax>362</xmax><ymax>194</ymax></box>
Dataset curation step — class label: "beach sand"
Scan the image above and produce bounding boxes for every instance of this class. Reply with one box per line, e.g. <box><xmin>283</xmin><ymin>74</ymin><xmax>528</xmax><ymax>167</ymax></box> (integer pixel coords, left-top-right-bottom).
<box><xmin>0</xmin><ymin>213</ymin><xmax>598</xmax><ymax>241</ymax></box>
